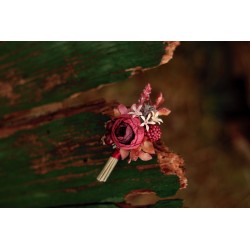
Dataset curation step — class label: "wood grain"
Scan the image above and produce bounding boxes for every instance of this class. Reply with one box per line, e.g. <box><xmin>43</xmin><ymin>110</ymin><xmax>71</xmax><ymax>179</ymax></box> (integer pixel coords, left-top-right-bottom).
<box><xmin>0</xmin><ymin>41</ymin><xmax>183</xmax><ymax>207</ymax></box>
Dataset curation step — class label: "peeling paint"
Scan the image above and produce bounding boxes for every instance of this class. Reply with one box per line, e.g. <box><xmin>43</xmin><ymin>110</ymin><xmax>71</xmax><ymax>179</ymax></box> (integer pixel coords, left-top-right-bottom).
<box><xmin>43</xmin><ymin>63</ymin><xmax>78</xmax><ymax>91</ymax></box>
<box><xmin>0</xmin><ymin>96</ymin><xmax>116</xmax><ymax>138</ymax></box>
<box><xmin>155</xmin><ymin>140</ymin><xmax>187</xmax><ymax>189</ymax></box>
<box><xmin>160</xmin><ymin>41</ymin><xmax>180</xmax><ymax>65</ymax></box>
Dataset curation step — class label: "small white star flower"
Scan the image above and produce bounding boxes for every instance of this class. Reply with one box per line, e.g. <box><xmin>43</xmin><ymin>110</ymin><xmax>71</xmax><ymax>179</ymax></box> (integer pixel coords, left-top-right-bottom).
<box><xmin>128</xmin><ymin>104</ymin><xmax>143</xmax><ymax>118</ymax></box>
<box><xmin>150</xmin><ymin>111</ymin><xmax>163</xmax><ymax>124</ymax></box>
<box><xmin>140</xmin><ymin>113</ymin><xmax>155</xmax><ymax>131</ymax></box>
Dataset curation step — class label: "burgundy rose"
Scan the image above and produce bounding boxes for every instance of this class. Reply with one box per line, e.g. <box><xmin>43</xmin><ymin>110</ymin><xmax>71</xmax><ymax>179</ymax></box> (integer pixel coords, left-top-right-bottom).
<box><xmin>110</xmin><ymin>114</ymin><xmax>144</xmax><ymax>150</ymax></box>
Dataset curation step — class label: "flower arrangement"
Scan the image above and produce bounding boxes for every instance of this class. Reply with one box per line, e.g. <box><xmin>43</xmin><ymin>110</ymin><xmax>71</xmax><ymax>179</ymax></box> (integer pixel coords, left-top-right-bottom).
<box><xmin>97</xmin><ymin>83</ymin><xmax>171</xmax><ymax>182</ymax></box>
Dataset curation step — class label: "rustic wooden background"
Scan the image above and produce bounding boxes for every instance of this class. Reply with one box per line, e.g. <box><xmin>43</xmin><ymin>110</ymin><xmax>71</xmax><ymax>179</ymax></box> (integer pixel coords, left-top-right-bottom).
<box><xmin>0</xmin><ymin>42</ymin><xmax>184</xmax><ymax>207</ymax></box>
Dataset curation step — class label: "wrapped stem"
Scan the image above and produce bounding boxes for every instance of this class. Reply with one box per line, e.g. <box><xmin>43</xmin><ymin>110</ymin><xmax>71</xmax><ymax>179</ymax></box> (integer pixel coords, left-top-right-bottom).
<box><xmin>97</xmin><ymin>149</ymin><xmax>121</xmax><ymax>182</ymax></box>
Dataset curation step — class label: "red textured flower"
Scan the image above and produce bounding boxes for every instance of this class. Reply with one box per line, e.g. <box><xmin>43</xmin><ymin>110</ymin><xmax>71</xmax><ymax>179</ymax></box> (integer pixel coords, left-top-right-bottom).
<box><xmin>146</xmin><ymin>124</ymin><xmax>162</xmax><ymax>142</ymax></box>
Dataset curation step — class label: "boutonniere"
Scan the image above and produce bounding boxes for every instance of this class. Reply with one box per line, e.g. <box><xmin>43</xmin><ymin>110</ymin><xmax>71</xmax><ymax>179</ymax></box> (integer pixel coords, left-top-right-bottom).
<box><xmin>97</xmin><ymin>83</ymin><xmax>171</xmax><ymax>182</ymax></box>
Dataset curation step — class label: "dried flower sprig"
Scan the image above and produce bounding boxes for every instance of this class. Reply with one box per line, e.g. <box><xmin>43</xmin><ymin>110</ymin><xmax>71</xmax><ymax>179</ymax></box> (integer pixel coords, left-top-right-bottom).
<box><xmin>97</xmin><ymin>83</ymin><xmax>171</xmax><ymax>182</ymax></box>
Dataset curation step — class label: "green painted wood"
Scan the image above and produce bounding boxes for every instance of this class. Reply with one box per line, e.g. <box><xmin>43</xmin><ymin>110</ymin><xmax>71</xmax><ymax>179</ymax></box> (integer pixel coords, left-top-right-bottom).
<box><xmin>0</xmin><ymin>112</ymin><xmax>180</xmax><ymax>207</ymax></box>
<box><xmin>152</xmin><ymin>199</ymin><xmax>183</xmax><ymax>208</ymax></box>
<box><xmin>0</xmin><ymin>42</ymin><xmax>182</xmax><ymax>208</ymax></box>
<box><xmin>0</xmin><ymin>42</ymin><xmax>164</xmax><ymax>117</ymax></box>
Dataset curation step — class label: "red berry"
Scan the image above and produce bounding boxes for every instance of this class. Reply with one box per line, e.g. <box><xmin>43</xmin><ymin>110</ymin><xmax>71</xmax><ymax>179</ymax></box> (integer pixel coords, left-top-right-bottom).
<box><xmin>146</xmin><ymin>125</ymin><xmax>162</xmax><ymax>142</ymax></box>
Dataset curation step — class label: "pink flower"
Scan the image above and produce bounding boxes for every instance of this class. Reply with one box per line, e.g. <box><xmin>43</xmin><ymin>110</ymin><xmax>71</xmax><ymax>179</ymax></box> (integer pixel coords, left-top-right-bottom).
<box><xmin>111</xmin><ymin>114</ymin><xmax>145</xmax><ymax>150</ymax></box>
<box><xmin>138</xmin><ymin>83</ymin><xmax>152</xmax><ymax>105</ymax></box>
<box><xmin>120</xmin><ymin>140</ymin><xmax>155</xmax><ymax>162</ymax></box>
<box><xmin>128</xmin><ymin>104</ymin><xmax>142</xmax><ymax>118</ymax></box>
<box><xmin>113</xmin><ymin>104</ymin><xmax>129</xmax><ymax>117</ymax></box>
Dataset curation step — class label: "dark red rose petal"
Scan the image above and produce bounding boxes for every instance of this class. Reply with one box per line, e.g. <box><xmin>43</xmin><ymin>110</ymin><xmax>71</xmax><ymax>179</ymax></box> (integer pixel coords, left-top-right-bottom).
<box><xmin>110</xmin><ymin>115</ymin><xmax>144</xmax><ymax>150</ymax></box>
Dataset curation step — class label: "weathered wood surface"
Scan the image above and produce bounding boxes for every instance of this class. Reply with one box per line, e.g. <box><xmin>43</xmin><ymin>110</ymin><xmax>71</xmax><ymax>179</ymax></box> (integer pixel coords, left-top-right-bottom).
<box><xmin>0</xmin><ymin>42</ymin><xmax>183</xmax><ymax>207</ymax></box>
